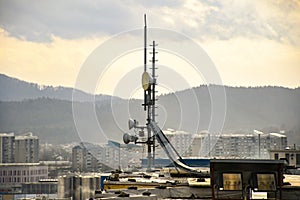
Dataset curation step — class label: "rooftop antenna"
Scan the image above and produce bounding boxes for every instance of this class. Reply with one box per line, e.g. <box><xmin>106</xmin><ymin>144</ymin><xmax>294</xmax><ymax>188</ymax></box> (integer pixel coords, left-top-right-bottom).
<box><xmin>141</xmin><ymin>14</ymin><xmax>157</xmax><ymax>170</ymax></box>
<box><xmin>123</xmin><ymin>15</ymin><xmax>200</xmax><ymax>174</ymax></box>
<box><xmin>143</xmin><ymin>14</ymin><xmax>154</xmax><ymax>170</ymax></box>
<box><xmin>143</xmin><ymin>14</ymin><xmax>147</xmax><ymax>111</ymax></box>
<box><xmin>123</xmin><ymin>14</ymin><xmax>158</xmax><ymax>171</ymax></box>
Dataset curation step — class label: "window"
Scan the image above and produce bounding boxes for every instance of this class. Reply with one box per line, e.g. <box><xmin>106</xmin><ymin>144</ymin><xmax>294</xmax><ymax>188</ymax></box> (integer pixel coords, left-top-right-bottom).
<box><xmin>255</xmin><ymin>173</ymin><xmax>276</xmax><ymax>191</ymax></box>
<box><xmin>274</xmin><ymin>153</ymin><xmax>279</xmax><ymax>160</ymax></box>
<box><xmin>221</xmin><ymin>173</ymin><xmax>243</xmax><ymax>191</ymax></box>
<box><xmin>285</xmin><ymin>153</ymin><xmax>290</xmax><ymax>163</ymax></box>
<box><xmin>296</xmin><ymin>154</ymin><xmax>300</xmax><ymax>166</ymax></box>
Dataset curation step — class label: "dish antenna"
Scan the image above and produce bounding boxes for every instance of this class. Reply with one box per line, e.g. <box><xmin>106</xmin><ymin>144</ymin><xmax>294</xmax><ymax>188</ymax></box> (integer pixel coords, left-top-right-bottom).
<box><xmin>123</xmin><ymin>133</ymin><xmax>138</xmax><ymax>144</ymax></box>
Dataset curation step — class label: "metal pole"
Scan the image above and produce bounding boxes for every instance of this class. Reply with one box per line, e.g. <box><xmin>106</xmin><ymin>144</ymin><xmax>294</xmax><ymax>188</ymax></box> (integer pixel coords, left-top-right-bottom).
<box><xmin>147</xmin><ymin>93</ymin><xmax>152</xmax><ymax>170</ymax></box>
<box><xmin>144</xmin><ymin>14</ymin><xmax>152</xmax><ymax>171</ymax></box>
<box><xmin>152</xmin><ymin>41</ymin><xmax>156</xmax><ymax>168</ymax></box>
<box><xmin>258</xmin><ymin>134</ymin><xmax>261</xmax><ymax>159</ymax></box>
<box><xmin>143</xmin><ymin>14</ymin><xmax>147</xmax><ymax>111</ymax></box>
<box><xmin>144</xmin><ymin>14</ymin><xmax>147</xmax><ymax>72</ymax></box>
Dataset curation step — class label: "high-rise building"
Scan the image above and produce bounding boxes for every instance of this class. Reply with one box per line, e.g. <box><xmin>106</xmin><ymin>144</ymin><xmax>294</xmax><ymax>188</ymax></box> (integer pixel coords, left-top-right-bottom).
<box><xmin>0</xmin><ymin>132</ymin><xmax>39</xmax><ymax>164</ymax></box>
<box><xmin>15</xmin><ymin>132</ymin><xmax>39</xmax><ymax>163</ymax></box>
<box><xmin>0</xmin><ymin>133</ymin><xmax>15</xmax><ymax>163</ymax></box>
<box><xmin>72</xmin><ymin>143</ymin><xmax>109</xmax><ymax>172</ymax></box>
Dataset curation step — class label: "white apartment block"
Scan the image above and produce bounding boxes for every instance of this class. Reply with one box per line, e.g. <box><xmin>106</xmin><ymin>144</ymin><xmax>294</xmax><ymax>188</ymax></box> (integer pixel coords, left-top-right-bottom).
<box><xmin>156</xmin><ymin>130</ymin><xmax>288</xmax><ymax>159</ymax></box>
<box><xmin>198</xmin><ymin>132</ymin><xmax>287</xmax><ymax>159</ymax></box>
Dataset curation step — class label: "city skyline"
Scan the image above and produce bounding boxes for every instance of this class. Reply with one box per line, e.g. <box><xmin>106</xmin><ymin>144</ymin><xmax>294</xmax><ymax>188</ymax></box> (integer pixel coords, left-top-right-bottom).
<box><xmin>0</xmin><ymin>0</ymin><xmax>299</xmax><ymax>98</ymax></box>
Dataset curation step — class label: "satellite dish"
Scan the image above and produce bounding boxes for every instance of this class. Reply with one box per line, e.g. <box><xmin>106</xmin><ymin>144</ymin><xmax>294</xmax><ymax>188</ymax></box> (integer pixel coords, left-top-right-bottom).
<box><xmin>123</xmin><ymin>133</ymin><xmax>137</xmax><ymax>144</ymax></box>
<box><xmin>142</xmin><ymin>72</ymin><xmax>153</xmax><ymax>90</ymax></box>
<box><xmin>128</xmin><ymin>118</ymin><xmax>136</xmax><ymax>130</ymax></box>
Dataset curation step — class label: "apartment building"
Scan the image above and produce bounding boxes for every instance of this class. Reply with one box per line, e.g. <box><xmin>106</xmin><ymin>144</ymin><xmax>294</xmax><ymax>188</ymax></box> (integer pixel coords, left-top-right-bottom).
<box><xmin>0</xmin><ymin>133</ymin><xmax>15</xmax><ymax>163</ymax></box>
<box><xmin>15</xmin><ymin>132</ymin><xmax>39</xmax><ymax>163</ymax></box>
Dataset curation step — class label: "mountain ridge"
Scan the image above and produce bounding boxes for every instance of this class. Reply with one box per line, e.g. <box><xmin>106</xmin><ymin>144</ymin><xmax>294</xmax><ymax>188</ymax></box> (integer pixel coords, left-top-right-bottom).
<box><xmin>0</xmin><ymin>73</ymin><xmax>122</xmax><ymax>102</ymax></box>
<box><xmin>0</xmin><ymin>73</ymin><xmax>299</xmax><ymax>145</ymax></box>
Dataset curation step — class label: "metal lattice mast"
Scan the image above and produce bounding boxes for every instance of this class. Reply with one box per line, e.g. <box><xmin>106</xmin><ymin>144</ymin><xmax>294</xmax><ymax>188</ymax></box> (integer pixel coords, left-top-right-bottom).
<box><xmin>150</xmin><ymin>41</ymin><xmax>158</xmax><ymax>167</ymax></box>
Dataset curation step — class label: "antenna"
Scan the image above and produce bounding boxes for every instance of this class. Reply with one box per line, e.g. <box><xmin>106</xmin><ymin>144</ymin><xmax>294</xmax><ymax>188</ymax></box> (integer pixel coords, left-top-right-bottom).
<box><xmin>143</xmin><ymin>14</ymin><xmax>147</xmax><ymax>111</ymax></box>
<box><xmin>124</xmin><ymin>15</ymin><xmax>157</xmax><ymax>171</ymax></box>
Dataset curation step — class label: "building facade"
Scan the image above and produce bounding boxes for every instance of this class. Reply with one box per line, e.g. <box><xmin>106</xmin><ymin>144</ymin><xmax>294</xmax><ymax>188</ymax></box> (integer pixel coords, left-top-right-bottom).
<box><xmin>72</xmin><ymin>144</ymin><xmax>100</xmax><ymax>172</ymax></box>
<box><xmin>0</xmin><ymin>132</ymin><xmax>39</xmax><ymax>164</ymax></box>
<box><xmin>72</xmin><ymin>141</ymin><xmax>144</xmax><ymax>172</ymax></box>
<box><xmin>15</xmin><ymin>132</ymin><xmax>39</xmax><ymax>163</ymax></box>
<box><xmin>0</xmin><ymin>133</ymin><xmax>15</xmax><ymax>163</ymax></box>
<box><xmin>155</xmin><ymin>129</ymin><xmax>194</xmax><ymax>158</ymax></box>
<box><xmin>58</xmin><ymin>173</ymin><xmax>100</xmax><ymax>200</ymax></box>
<box><xmin>0</xmin><ymin>163</ymin><xmax>48</xmax><ymax>186</ymax></box>
<box><xmin>165</xmin><ymin>130</ymin><xmax>288</xmax><ymax>159</ymax></box>
<box><xmin>200</xmin><ymin>132</ymin><xmax>288</xmax><ymax>159</ymax></box>
<box><xmin>270</xmin><ymin>148</ymin><xmax>300</xmax><ymax>168</ymax></box>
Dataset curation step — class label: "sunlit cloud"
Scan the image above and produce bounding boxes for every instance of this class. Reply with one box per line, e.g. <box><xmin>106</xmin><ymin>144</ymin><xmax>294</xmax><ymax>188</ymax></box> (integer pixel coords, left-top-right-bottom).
<box><xmin>0</xmin><ymin>0</ymin><xmax>299</xmax><ymax>97</ymax></box>
<box><xmin>0</xmin><ymin>28</ymin><xmax>107</xmax><ymax>88</ymax></box>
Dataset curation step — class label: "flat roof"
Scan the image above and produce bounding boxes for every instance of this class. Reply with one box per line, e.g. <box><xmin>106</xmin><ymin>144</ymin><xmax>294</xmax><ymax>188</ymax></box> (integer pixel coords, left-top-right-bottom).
<box><xmin>270</xmin><ymin>149</ymin><xmax>300</xmax><ymax>153</ymax></box>
<box><xmin>210</xmin><ymin>159</ymin><xmax>285</xmax><ymax>164</ymax></box>
<box><xmin>0</xmin><ymin>163</ymin><xmax>41</xmax><ymax>166</ymax></box>
<box><xmin>270</xmin><ymin>132</ymin><xmax>287</xmax><ymax>137</ymax></box>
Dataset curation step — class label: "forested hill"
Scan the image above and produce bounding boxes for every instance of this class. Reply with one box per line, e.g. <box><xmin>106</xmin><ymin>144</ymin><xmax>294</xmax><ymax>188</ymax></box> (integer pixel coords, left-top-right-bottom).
<box><xmin>0</xmin><ymin>74</ymin><xmax>299</xmax><ymax>145</ymax></box>
<box><xmin>0</xmin><ymin>73</ymin><xmax>117</xmax><ymax>102</ymax></box>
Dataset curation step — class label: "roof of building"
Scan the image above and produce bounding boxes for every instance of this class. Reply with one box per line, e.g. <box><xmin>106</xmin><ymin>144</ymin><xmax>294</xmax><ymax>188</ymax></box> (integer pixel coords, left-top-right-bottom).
<box><xmin>210</xmin><ymin>159</ymin><xmax>285</xmax><ymax>164</ymax></box>
<box><xmin>0</xmin><ymin>163</ymin><xmax>41</xmax><ymax>166</ymax></box>
<box><xmin>0</xmin><ymin>132</ymin><xmax>14</xmax><ymax>137</ymax></box>
<box><xmin>15</xmin><ymin>132</ymin><xmax>38</xmax><ymax>140</ymax></box>
<box><xmin>270</xmin><ymin>132</ymin><xmax>287</xmax><ymax>137</ymax></box>
<box><xmin>270</xmin><ymin>149</ymin><xmax>300</xmax><ymax>153</ymax></box>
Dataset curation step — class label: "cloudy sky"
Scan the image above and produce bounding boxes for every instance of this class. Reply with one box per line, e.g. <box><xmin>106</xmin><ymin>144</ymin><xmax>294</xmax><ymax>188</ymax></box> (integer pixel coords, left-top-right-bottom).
<box><xmin>0</xmin><ymin>0</ymin><xmax>299</xmax><ymax>98</ymax></box>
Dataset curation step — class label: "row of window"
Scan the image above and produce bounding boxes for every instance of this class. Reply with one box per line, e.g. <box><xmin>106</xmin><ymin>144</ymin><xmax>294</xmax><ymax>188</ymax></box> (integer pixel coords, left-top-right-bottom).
<box><xmin>0</xmin><ymin>176</ymin><xmax>46</xmax><ymax>183</ymax></box>
<box><xmin>0</xmin><ymin>169</ymin><xmax>47</xmax><ymax>176</ymax></box>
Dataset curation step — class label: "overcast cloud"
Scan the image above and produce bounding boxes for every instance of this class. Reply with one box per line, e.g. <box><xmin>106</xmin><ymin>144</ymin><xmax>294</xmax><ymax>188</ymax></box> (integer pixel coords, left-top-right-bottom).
<box><xmin>0</xmin><ymin>0</ymin><xmax>299</xmax><ymax>94</ymax></box>
<box><xmin>0</xmin><ymin>0</ymin><xmax>299</xmax><ymax>45</ymax></box>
